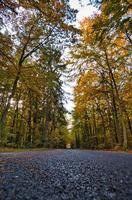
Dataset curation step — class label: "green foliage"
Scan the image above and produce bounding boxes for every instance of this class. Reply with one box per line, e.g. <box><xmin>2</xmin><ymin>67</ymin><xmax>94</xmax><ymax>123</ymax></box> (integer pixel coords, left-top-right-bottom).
<box><xmin>0</xmin><ymin>0</ymin><xmax>77</xmax><ymax>148</ymax></box>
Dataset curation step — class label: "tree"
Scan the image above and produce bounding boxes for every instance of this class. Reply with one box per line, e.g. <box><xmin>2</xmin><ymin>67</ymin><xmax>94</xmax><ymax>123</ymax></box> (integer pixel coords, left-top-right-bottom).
<box><xmin>0</xmin><ymin>0</ymin><xmax>77</xmax><ymax>147</ymax></box>
<box><xmin>89</xmin><ymin>0</ymin><xmax>132</xmax><ymax>44</ymax></box>
<box><xmin>71</xmin><ymin>15</ymin><xmax>132</xmax><ymax>149</ymax></box>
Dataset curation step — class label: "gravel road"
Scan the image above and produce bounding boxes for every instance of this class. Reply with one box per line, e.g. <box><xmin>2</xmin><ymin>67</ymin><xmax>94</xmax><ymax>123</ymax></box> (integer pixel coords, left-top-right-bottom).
<box><xmin>0</xmin><ymin>150</ymin><xmax>132</xmax><ymax>200</ymax></box>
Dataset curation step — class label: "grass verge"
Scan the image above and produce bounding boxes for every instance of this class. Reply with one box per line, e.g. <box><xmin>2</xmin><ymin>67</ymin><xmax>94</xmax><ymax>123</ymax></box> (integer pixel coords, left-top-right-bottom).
<box><xmin>0</xmin><ymin>147</ymin><xmax>47</xmax><ymax>153</ymax></box>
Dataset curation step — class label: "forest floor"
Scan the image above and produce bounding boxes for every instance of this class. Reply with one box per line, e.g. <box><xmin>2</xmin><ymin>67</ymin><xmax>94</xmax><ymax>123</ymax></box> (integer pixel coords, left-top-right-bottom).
<box><xmin>0</xmin><ymin>147</ymin><xmax>47</xmax><ymax>153</ymax></box>
<box><xmin>0</xmin><ymin>149</ymin><xmax>132</xmax><ymax>200</ymax></box>
<box><xmin>0</xmin><ymin>147</ymin><xmax>132</xmax><ymax>153</ymax></box>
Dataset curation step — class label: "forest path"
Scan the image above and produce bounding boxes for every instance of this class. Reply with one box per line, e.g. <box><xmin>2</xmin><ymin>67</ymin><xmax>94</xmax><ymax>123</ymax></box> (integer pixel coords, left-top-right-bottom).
<box><xmin>0</xmin><ymin>150</ymin><xmax>132</xmax><ymax>200</ymax></box>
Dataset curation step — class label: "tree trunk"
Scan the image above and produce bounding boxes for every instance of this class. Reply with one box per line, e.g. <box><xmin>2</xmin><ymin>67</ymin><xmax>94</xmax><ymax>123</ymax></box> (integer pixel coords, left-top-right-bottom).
<box><xmin>104</xmin><ymin>48</ymin><xmax>127</xmax><ymax>148</ymax></box>
<box><xmin>0</xmin><ymin>71</ymin><xmax>20</xmax><ymax>140</ymax></box>
<box><xmin>97</xmin><ymin>104</ymin><xmax>107</xmax><ymax>146</ymax></box>
<box><xmin>106</xmin><ymin>97</ymin><xmax>114</xmax><ymax>148</ymax></box>
<box><xmin>92</xmin><ymin>107</ymin><xmax>98</xmax><ymax>147</ymax></box>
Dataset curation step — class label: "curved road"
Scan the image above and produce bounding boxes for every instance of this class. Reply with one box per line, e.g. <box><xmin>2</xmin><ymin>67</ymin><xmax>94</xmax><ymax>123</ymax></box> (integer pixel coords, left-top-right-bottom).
<box><xmin>0</xmin><ymin>150</ymin><xmax>132</xmax><ymax>200</ymax></box>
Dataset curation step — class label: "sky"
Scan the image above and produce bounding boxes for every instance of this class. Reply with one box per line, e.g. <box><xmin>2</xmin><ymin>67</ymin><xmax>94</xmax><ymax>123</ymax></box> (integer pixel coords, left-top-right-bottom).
<box><xmin>63</xmin><ymin>0</ymin><xmax>98</xmax><ymax>113</ymax></box>
<box><xmin>70</xmin><ymin>0</ymin><xmax>98</xmax><ymax>26</ymax></box>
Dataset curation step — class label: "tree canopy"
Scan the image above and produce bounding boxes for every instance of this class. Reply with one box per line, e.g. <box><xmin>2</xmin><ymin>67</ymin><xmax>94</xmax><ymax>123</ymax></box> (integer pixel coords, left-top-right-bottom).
<box><xmin>71</xmin><ymin>0</ymin><xmax>132</xmax><ymax>150</ymax></box>
<box><xmin>0</xmin><ymin>0</ymin><xmax>131</xmax><ymax>150</ymax></box>
<box><xmin>0</xmin><ymin>0</ymin><xmax>77</xmax><ymax>147</ymax></box>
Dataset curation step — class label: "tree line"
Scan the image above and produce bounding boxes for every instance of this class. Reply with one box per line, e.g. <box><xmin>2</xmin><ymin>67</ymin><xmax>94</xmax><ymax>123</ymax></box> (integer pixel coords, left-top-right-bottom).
<box><xmin>0</xmin><ymin>0</ymin><xmax>77</xmax><ymax>148</ymax></box>
<box><xmin>71</xmin><ymin>0</ymin><xmax>132</xmax><ymax>149</ymax></box>
<box><xmin>0</xmin><ymin>0</ymin><xmax>131</xmax><ymax>150</ymax></box>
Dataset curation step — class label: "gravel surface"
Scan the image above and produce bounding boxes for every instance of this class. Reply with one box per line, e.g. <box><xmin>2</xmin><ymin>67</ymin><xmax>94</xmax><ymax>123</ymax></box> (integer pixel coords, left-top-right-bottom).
<box><xmin>0</xmin><ymin>149</ymin><xmax>132</xmax><ymax>200</ymax></box>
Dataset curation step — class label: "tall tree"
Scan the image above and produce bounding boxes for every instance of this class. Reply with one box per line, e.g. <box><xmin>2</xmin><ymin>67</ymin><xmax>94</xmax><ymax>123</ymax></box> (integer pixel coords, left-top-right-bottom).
<box><xmin>0</xmin><ymin>0</ymin><xmax>77</xmax><ymax>146</ymax></box>
<box><xmin>71</xmin><ymin>13</ymin><xmax>132</xmax><ymax>149</ymax></box>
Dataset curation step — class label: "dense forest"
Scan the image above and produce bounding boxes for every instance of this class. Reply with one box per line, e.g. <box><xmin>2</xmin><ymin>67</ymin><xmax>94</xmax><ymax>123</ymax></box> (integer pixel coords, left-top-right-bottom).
<box><xmin>0</xmin><ymin>0</ymin><xmax>77</xmax><ymax>148</ymax></box>
<box><xmin>71</xmin><ymin>0</ymin><xmax>132</xmax><ymax>150</ymax></box>
<box><xmin>0</xmin><ymin>0</ymin><xmax>132</xmax><ymax>149</ymax></box>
